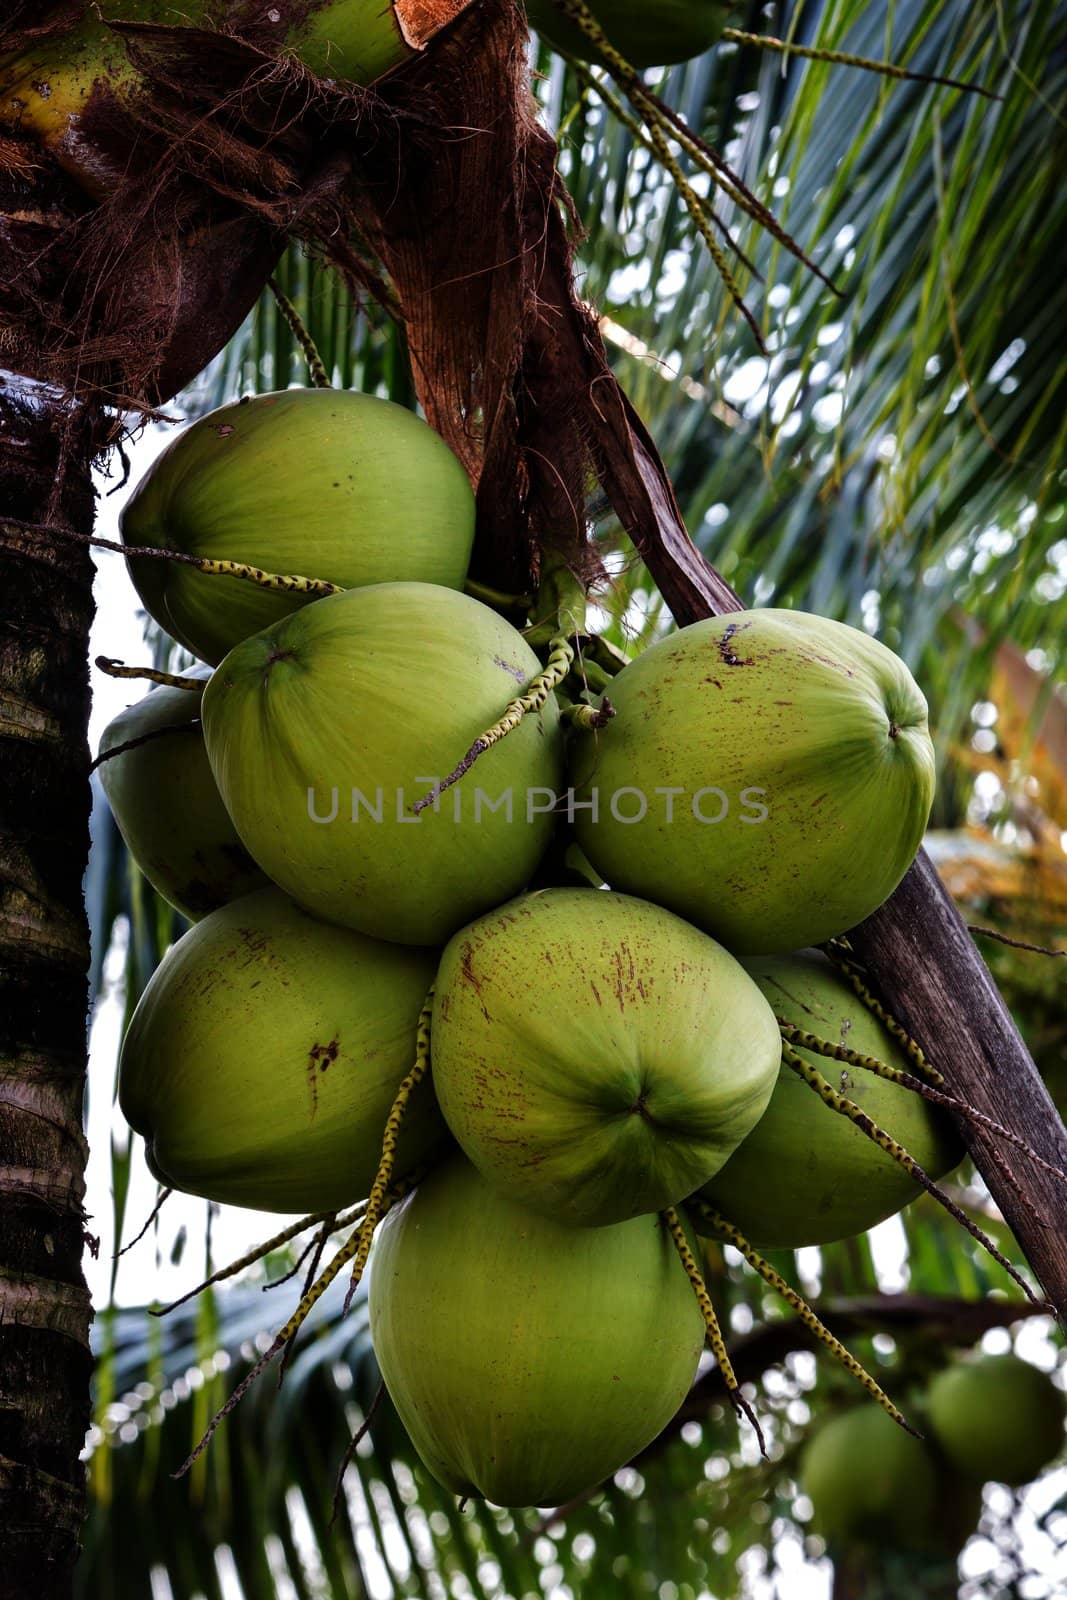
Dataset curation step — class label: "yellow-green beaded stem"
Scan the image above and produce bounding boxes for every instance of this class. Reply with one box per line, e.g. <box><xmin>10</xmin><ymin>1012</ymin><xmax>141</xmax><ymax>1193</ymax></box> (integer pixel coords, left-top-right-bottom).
<box><xmin>822</xmin><ymin>944</ymin><xmax>943</xmax><ymax>1086</ymax></box>
<box><xmin>154</xmin><ymin>1204</ymin><xmax>367</xmax><ymax>1316</ymax></box>
<box><xmin>564</xmin><ymin>57</ymin><xmax>748</xmax><ymax>262</ymax></box>
<box><xmin>780</xmin><ymin>1023</ymin><xmax>1067</xmax><ymax>1186</ymax></box>
<box><xmin>343</xmin><ymin>990</ymin><xmax>435</xmax><ymax>1314</ymax></box>
<box><xmin>548</xmin><ymin>1</ymin><xmax>830</xmax><ymax>304</ymax></box>
<box><xmin>562</xmin><ymin>698</ymin><xmax>615</xmax><ymax>731</ymax></box>
<box><xmin>549</xmin><ymin>2</ymin><xmax>760</xmax><ymax>332</ymax></box>
<box><xmin>120</xmin><ymin>520</ymin><xmax>345</xmax><ymax>601</ymax></box>
<box><xmin>567</xmin><ymin>55</ymin><xmax>828</xmax><ymax>294</ymax></box>
<box><xmin>267</xmin><ymin>277</ymin><xmax>331</xmax><ymax>390</ymax></box>
<box><xmin>643</xmin><ymin>120</ymin><xmax>765</xmax><ymax>352</ymax></box>
<box><xmin>412</xmin><ymin>637</ymin><xmax>574</xmax><ymax>813</ymax></box>
<box><xmin>690</xmin><ymin>1200</ymin><xmax>916</xmax><ymax>1436</ymax></box>
<box><xmin>721</xmin><ymin>29</ymin><xmax>999</xmax><ymax>101</ymax></box>
<box><xmin>783</xmin><ymin>1017</ymin><xmax>940</xmax><ymax>1094</ymax></box>
<box><xmin>175</xmin><ymin>1180</ymin><xmax>419</xmax><ymax>1478</ymax></box>
<box><xmin>94</xmin><ymin>658</ymin><xmax>204</xmax><ymax>691</ymax></box>
<box><xmin>186</xmin><ymin>556</ymin><xmax>342</xmax><ymax>600</ymax></box>
<box><xmin>662</xmin><ymin>1205</ymin><xmax>766</xmax><ymax>1456</ymax></box>
<box><xmin>781</xmin><ymin>1043</ymin><xmax>1042</xmax><ymax>1305</ymax></box>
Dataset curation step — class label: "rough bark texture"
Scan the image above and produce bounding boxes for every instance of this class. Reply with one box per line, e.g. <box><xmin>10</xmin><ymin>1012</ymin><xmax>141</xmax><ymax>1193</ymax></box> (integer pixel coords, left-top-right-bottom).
<box><xmin>0</xmin><ymin>383</ymin><xmax>96</xmax><ymax>1600</ymax></box>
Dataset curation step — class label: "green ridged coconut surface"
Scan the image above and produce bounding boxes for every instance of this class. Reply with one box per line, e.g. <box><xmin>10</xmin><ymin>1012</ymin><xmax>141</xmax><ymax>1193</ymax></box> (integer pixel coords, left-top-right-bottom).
<box><xmin>799</xmin><ymin>1405</ymin><xmax>939</xmax><ymax>1549</ymax></box>
<box><xmin>368</xmin><ymin>1156</ymin><xmax>706</xmax><ymax>1506</ymax></box>
<box><xmin>432</xmin><ymin>888</ymin><xmax>781</xmax><ymax>1225</ymax></box>
<box><xmin>98</xmin><ymin>670</ymin><xmax>269</xmax><ymax>920</ymax></box>
<box><xmin>119</xmin><ymin>887</ymin><xmax>445</xmax><ymax>1212</ymax></box>
<box><xmin>526</xmin><ymin>0</ymin><xmax>729</xmax><ymax>68</ymax></box>
<box><xmin>925</xmin><ymin>1353</ymin><xmax>1066</xmax><ymax>1487</ymax></box>
<box><xmin>696</xmin><ymin>950</ymin><xmax>963</xmax><ymax>1248</ymax></box>
<box><xmin>122</xmin><ymin>388</ymin><xmax>475</xmax><ymax>665</ymax></box>
<box><xmin>569</xmin><ymin>610</ymin><xmax>935</xmax><ymax>955</ymax></box>
<box><xmin>201</xmin><ymin>583</ymin><xmax>564</xmax><ymax>945</ymax></box>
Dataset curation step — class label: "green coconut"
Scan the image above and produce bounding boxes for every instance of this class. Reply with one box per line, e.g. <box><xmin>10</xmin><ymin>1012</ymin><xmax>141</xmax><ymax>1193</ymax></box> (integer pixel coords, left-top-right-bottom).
<box><xmin>569</xmin><ymin>609</ymin><xmax>935</xmax><ymax>955</ymax></box>
<box><xmin>121</xmin><ymin>388</ymin><xmax>475</xmax><ymax>666</ymax></box>
<box><xmin>925</xmin><ymin>1353</ymin><xmax>1066</xmax><ymax>1488</ymax></box>
<box><xmin>432</xmin><ymin>888</ymin><xmax>781</xmax><ymax>1225</ymax></box>
<box><xmin>368</xmin><ymin>1155</ymin><xmax>706</xmax><ymax>1506</ymax></box>
<box><xmin>201</xmin><ymin>582</ymin><xmax>564</xmax><ymax>945</ymax></box>
<box><xmin>696</xmin><ymin>950</ymin><xmax>962</xmax><ymax>1248</ymax></box>
<box><xmin>526</xmin><ymin>0</ymin><xmax>730</xmax><ymax>69</ymax></box>
<box><xmin>97</xmin><ymin>670</ymin><xmax>269</xmax><ymax>920</ymax></box>
<box><xmin>118</xmin><ymin>887</ymin><xmax>446</xmax><ymax>1212</ymax></box>
<box><xmin>799</xmin><ymin>1405</ymin><xmax>940</xmax><ymax>1549</ymax></box>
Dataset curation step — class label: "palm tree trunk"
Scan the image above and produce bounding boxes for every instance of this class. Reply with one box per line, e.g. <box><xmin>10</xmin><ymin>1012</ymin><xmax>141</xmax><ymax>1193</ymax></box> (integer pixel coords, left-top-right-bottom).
<box><xmin>0</xmin><ymin>378</ymin><xmax>97</xmax><ymax>1600</ymax></box>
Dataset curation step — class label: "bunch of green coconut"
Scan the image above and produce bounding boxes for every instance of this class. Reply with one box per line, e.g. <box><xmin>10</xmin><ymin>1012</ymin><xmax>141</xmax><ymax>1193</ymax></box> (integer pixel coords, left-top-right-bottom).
<box><xmin>105</xmin><ymin>383</ymin><xmax>971</xmax><ymax>1509</ymax></box>
<box><xmin>799</xmin><ymin>1352</ymin><xmax>1066</xmax><ymax>1557</ymax></box>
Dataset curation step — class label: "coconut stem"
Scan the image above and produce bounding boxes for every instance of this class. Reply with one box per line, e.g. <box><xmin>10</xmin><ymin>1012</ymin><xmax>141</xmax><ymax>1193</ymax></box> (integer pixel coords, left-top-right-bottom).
<box><xmin>550</xmin><ymin>5</ymin><xmax>832</xmax><ymax>302</ymax></box>
<box><xmin>90</xmin><ymin>720</ymin><xmax>202</xmax><ymax>773</ymax></box>
<box><xmin>94</xmin><ymin>658</ymin><xmax>204</xmax><ymax>691</ymax></box>
<box><xmin>780</xmin><ymin>1022</ymin><xmax>1067</xmax><ymax>1193</ymax></box>
<box><xmin>16</xmin><ymin>515</ymin><xmax>346</xmax><ymax>601</ymax></box>
<box><xmin>564</xmin><ymin>58</ymin><xmax>756</xmax><ymax>274</ymax></box>
<box><xmin>171</xmin><ymin>554</ymin><xmax>342</xmax><ymax>600</ymax></box>
<box><xmin>822</xmin><ymin>943</ymin><xmax>943</xmax><ymax>1086</ymax></box>
<box><xmin>464</xmin><ymin>577</ymin><xmax>536</xmax><ymax>611</ymax></box>
<box><xmin>642</xmin><ymin>118</ymin><xmax>766</xmax><ymax>353</ymax></box>
<box><xmin>689</xmin><ymin>1200</ymin><xmax>917</xmax><ymax>1438</ymax></box>
<box><xmin>720</xmin><ymin>29</ymin><xmax>1000</xmax><ymax>102</ymax></box>
<box><xmin>412</xmin><ymin>637</ymin><xmax>574</xmax><ymax>813</ymax></box>
<box><xmin>267</xmin><ymin>277</ymin><xmax>332</xmax><ymax>389</ymax></box>
<box><xmin>330</xmin><ymin>1379</ymin><xmax>386</xmax><ymax>1528</ymax></box>
<box><xmin>173</xmin><ymin>1178</ymin><xmax>420</xmax><ymax>1478</ymax></box>
<box><xmin>661</xmin><ymin>1205</ymin><xmax>767</xmax><ymax>1457</ymax></box>
<box><xmin>342</xmin><ymin>990</ymin><xmax>435</xmax><ymax>1315</ymax></box>
<box><xmin>561</xmin><ymin>697</ymin><xmax>615</xmax><ymax>731</ymax></box>
<box><xmin>781</xmin><ymin>1042</ymin><xmax>1046</xmax><ymax>1307</ymax></box>
<box><xmin>263</xmin><ymin>1216</ymin><xmax>339</xmax><ymax>1293</ymax></box>
<box><xmin>153</xmin><ymin>1203</ymin><xmax>366</xmax><ymax>1316</ymax></box>
<box><xmin>114</xmin><ymin>1185</ymin><xmax>172</xmax><ymax>1259</ymax></box>
<box><xmin>278</xmin><ymin>1212</ymin><xmax>338</xmax><ymax>1383</ymax></box>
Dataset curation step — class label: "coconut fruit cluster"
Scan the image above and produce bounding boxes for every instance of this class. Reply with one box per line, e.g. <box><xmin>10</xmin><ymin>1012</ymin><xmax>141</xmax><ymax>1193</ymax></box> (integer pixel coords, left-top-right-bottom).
<box><xmin>106</xmin><ymin>386</ymin><xmax>956</xmax><ymax>1509</ymax></box>
<box><xmin>800</xmin><ymin>1353</ymin><xmax>1067</xmax><ymax>1553</ymax></box>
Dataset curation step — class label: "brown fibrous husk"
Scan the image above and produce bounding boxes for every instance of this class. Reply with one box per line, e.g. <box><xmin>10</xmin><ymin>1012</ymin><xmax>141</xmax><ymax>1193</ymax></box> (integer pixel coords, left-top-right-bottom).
<box><xmin>1</xmin><ymin>0</ymin><xmax>718</xmax><ymax>597</ymax></box>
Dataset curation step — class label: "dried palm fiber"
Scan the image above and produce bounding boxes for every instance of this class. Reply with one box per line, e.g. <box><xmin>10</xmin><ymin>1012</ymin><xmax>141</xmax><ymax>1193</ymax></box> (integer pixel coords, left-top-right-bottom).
<box><xmin>340</xmin><ymin>0</ymin><xmax>745</xmax><ymax>598</ymax></box>
<box><xmin>2</xmin><ymin>0</ymin><xmax>740</xmax><ymax>601</ymax></box>
<box><xmin>0</xmin><ymin>3</ymin><xmax>474</xmax><ymax>409</ymax></box>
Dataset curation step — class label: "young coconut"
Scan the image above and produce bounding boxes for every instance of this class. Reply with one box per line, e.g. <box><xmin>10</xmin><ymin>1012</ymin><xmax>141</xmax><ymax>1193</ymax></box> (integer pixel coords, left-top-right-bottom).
<box><xmin>121</xmin><ymin>388</ymin><xmax>475</xmax><ymax>665</ymax></box>
<box><xmin>526</xmin><ymin>0</ymin><xmax>730</xmax><ymax>69</ymax></box>
<box><xmin>799</xmin><ymin>1404</ymin><xmax>940</xmax><ymax>1550</ymax></box>
<box><xmin>924</xmin><ymin>1353</ymin><xmax>1066</xmax><ymax>1488</ymax></box>
<box><xmin>431</xmin><ymin>889</ymin><xmax>782</xmax><ymax>1225</ymax></box>
<box><xmin>569</xmin><ymin>609</ymin><xmax>935</xmax><ymax>954</ymax></box>
<box><xmin>696</xmin><ymin>950</ymin><xmax>963</xmax><ymax>1248</ymax></box>
<box><xmin>118</xmin><ymin>887</ymin><xmax>446</xmax><ymax>1212</ymax></box>
<box><xmin>367</xmin><ymin>1155</ymin><xmax>706</xmax><ymax>1506</ymax></box>
<box><xmin>96</xmin><ymin>669</ymin><xmax>269</xmax><ymax>920</ymax></box>
<box><xmin>201</xmin><ymin>583</ymin><xmax>564</xmax><ymax>945</ymax></box>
